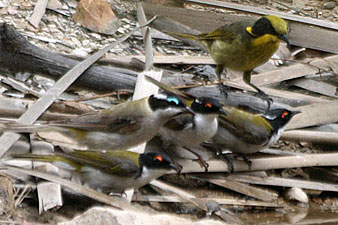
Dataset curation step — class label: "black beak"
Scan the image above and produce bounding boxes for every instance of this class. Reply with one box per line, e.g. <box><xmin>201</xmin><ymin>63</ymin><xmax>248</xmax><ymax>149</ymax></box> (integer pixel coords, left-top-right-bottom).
<box><xmin>170</xmin><ymin>162</ymin><xmax>181</xmax><ymax>174</ymax></box>
<box><xmin>279</xmin><ymin>34</ymin><xmax>290</xmax><ymax>45</ymax></box>
<box><xmin>219</xmin><ymin>108</ymin><xmax>227</xmax><ymax>116</ymax></box>
<box><xmin>291</xmin><ymin>110</ymin><xmax>301</xmax><ymax>116</ymax></box>
<box><xmin>185</xmin><ymin>106</ymin><xmax>195</xmax><ymax>115</ymax></box>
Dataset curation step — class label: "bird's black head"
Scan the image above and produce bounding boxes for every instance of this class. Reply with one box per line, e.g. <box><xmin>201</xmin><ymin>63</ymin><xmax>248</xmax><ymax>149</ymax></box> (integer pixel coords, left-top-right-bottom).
<box><xmin>191</xmin><ymin>97</ymin><xmax>226</xmax><ymax>115</ymax></box>
<box><xmin>148</xmin><ymin>93</ymin><xmax>187</xmax><ymax>111</ymax></box>
<box><xmin>140</xmin><ymin>152</ymin><xmax>179</xmax><ymax>172</ymax></box>
<box><xmin>263</xmin><ymin>108</ymin><xmax>300</xmax><ymax>132</ymax></box>
<box><xmin>251</xmin><ymin>15</ymin><xmax>289</xmax><ymax>44</ymax></box>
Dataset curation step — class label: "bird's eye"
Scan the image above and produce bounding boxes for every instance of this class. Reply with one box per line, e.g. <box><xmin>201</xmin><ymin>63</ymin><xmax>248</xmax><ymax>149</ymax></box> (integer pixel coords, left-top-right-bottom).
<box><xmin>154</xmin><ymin>155</ymin><xmax>163</xmax><ymax>162</ymax></box>
<box><xmin>281</xmin><ymin>111</ymin><xmax>289</xmax><ymax>119</ymax></box>
<box><xmin>167</xmin><ymin>97</ymin><xmax>179</xmax><ymax>105</ymax></box>
<box><xmin>205</xmin><ymin>103</ymin><xmax>212</xmax><ymax>108</ymax></box>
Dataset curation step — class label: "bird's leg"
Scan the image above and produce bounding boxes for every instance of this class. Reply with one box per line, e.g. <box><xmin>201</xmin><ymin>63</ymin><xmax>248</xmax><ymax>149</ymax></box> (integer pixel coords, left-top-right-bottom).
<box><xmin>216</xmin><ymin>64</ymin><xmax>225</xmax><ymax>81</ymax></box>
<box><xmin>184</xmin><ymin>147</ymin><xmax>209</xmax><ymax>172</ymax></box>
<box><xmin>243</xmin><ymin>71</ymin><xmax>273</xmax><ymax>110</ymax></box>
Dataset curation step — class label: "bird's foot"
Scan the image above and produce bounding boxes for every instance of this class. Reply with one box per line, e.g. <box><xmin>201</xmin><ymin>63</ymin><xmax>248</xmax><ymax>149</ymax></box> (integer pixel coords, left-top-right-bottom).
<box><xmin>254</xmin><ymin>90</ymin><xmax>273</xmax><ymax>111</ymax></box>
<box><xmin>219</xmin><ymin>154</ymin><xmax>235</xmax><ymax>173</ymax></box>
<box><xmin>192</xmin><ymin>155</ymin><xmax>209</xmax><ymax>172</ymax></box>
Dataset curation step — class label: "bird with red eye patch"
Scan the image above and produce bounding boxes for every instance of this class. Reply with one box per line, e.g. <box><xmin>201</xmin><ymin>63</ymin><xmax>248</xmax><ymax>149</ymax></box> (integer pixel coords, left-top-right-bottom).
<box><xmin>158</xmin><ymin>97</ymin><xmax>227</xmax><ymax>170</ymax></box>
<box><xmin>9</xmin><ymin>150</ymin><xmax>179</xmax><ymax>194</ymax></box>
<box><xmin>211</xmin><ymin>107</ymin><xmax>300</xmax><ymax>171</ymax></box>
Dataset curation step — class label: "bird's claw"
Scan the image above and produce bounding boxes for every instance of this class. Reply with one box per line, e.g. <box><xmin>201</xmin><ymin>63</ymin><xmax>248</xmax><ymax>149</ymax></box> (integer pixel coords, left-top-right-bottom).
<box><xmin>254</xmin><ymin>90</ymin><xmax>273</xmax><ymax>111</ymax></box>
<box><xmin>192</xmin><ymin>155</ymin><xmax>209</xmax><ymax>172</ymax></box>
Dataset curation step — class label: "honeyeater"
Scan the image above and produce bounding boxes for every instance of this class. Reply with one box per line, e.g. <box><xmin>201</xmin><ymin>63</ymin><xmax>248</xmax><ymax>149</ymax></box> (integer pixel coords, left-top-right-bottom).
<box><xmin>9</xmin><ymin>150</ymin><xmax>179</xmax><ymax>193</ymax></box>
<box><xmin>212</xmin><ymin>105</ymin><xmax>300</xmax><ymax>170</ymax></box>
<box><xmin>1</xmin><ymin>93</ymin><xmax>193</xmax><ymax>150</ymax></box>
<box><xmin>170</xmin><ymin>15</ymin><xmax>289</xmax><ymax>103</ymax></box>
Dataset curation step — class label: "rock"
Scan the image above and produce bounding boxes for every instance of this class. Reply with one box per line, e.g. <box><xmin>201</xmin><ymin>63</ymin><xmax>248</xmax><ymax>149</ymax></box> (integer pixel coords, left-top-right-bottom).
<box><xmin>47</xmin><ymin>0</ymin><xmax>62</xmax><ymax>10</ymax></box>
<box><xmin>285</xmin><ymin>187</ymin><xmax>309</xmax><ymax>204</ymax></box>
<box><xmin>73</xmin><ymin>0</ymin><xmax>120</xmax><ymax>35</ymax></box>
<box><xmin>323</xmin><ymin>1</ymin><xmax>336</xmax><ymax>9</ymax></box>
<box><xmin>58</xmin><ymin>207</ymin><xmax>226</xmax><ymax>225</ymax></box>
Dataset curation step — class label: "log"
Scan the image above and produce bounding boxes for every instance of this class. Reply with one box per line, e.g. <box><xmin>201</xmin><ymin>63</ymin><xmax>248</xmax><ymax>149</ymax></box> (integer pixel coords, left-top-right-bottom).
<box><xmin>0</xmin><ymin>23</ymin><xmax>137</xmax><ymax>93</ymax></box>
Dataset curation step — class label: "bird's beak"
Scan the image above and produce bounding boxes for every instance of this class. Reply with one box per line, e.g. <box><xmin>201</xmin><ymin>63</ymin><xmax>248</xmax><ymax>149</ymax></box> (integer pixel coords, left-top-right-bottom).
<box><xmin>279</xmin><ymin>34</ymin><xmax>290</xmax><ymax>45</ymax></box>
<box><xmin>219</xmin><ymin>108</ymin><xmax>227</xmax><ymax>116</ymax></box>
<box><xmin>170</xmin><ymin>162</ymin><xmax>181</xmax><ymax>174</ymax></box>
<box><xmin>185</xmin><ymin>106</ymin><xmax>195</xmax><ymax>115</ymax></box>
<box><xmin>291</xmin><ymin>110</ymin><xmax>301</xmax><ymax>116</ymax></box>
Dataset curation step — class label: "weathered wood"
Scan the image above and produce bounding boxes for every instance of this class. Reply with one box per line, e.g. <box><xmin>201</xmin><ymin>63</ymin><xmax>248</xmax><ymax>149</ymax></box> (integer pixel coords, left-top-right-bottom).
<box><xmin>0</xmin><ymin>20</ymin><xmax>156</xmax><ymax>158</ymax></box>
<box><xmin>132</xmin><ymin>194</ymin><xmax>282</xmax><ymax>207</ymax></box>
<box><xmin>143</xmin><ymin>2</ymin><xmax>338</xmax><ymax>54</ymax></box>
<box><xmin>29</xmin><ymin>0</ymin><xmax>48</xmax><ymax>27</ymax></box>
<box><xmin>225</xmin><ymin>174</ymin><xmax>338</xmax><ymax>192</ymax></box>
<box><xmin>281</xmin><ymin>130</ymin><xmax>338</xmax><ymax>144</ymax></box>
<box><xmin>287</xmin><ymin>100</ymin><xmax>338</xmax><ymax>130</ymax></box>
<box><xmin>30</xmin><ymin>139</ymin><xmax>63</xmax><ymax>213</ymax></box>
<box><xmin>172</xmin><ymin>152</ymin><xmax>338</xmax><ymax>173</ymax></box>
<box><xmin>0</xmin><ymin>23</ymin><xmax>137</xmax><ymax>93</ymax></box>
<box><xmin>186</xmin><ymin>0</ymin><xmax>338</xmax><ymax>30</ymax></box>
<box><xmin>205</xmin><ymin>178</ymin><xmax>279</xmax><ymax>202</ymax></box>
<box><xmin>289</xmin><ymin>78</ymin><xmax>338</xmax><ymax>98</ymax></box>
<box><xmin>249</xmin><ymin>55</ymin><xmax>338</xmax><ymax>86</ymax></box>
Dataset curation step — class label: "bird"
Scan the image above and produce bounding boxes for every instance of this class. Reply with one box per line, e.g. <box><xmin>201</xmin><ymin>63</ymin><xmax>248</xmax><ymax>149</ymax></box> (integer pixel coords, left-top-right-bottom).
<box><xmin>212</xmin><ymin>106</ymin><xmax>300</xmax><ymax>170</ymax></box>
<box><xmin>9</xmin><ymin>150</ymin><xmax>179</xmax><ymax>193</ymax></box>
<box><xmin>169</xmin><ymin>15</ymin><xmax>289</xmax><ymax>105</ymax></box>
<box><xmin>144</xmin><ymin>76</ymin><xmax>226</xmax><ymax>170</ymax></box>
<box><xmin>1</xmin><ymin>93</ymin><xmax>193</xmax><ymax>151</ymax></box>
<box><xmin>160</xmin><ymin>96</ymin><xmax>226</xmax><ymax>149</ymax></box>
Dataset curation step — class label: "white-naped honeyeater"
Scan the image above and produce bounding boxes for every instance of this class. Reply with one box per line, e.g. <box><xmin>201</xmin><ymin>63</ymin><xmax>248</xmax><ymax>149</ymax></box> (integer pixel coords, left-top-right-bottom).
<box><xmin>1</xmin><ymin>93</ymin><xmax>193</xmax><ymax>151</ymax></box>
<box><xmin>9</xmin><ymin>150</ymin><xmax>179</xmax><ymax>193</ymax></box>
<box><xmin>145</xmin><ymin>76</ymin><xmax>226</xmax><ymax>170</ymax></box>
<box><xmin>169</xmin><ymin>15</ymin><xmax>289</xmax><ymax>107</ymax></box>
<box><xmin>212</xmin><ymin>106</ymin><xmax>300</xmax><ymax>170</ymax></box>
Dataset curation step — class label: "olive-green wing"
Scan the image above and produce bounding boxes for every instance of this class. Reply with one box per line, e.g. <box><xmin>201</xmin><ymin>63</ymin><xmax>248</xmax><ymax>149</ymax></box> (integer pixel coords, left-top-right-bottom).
<box><xmin>218</xmin><ymin>106</ymin><xmax>272</xmax><ymax>145</ymax></box>
<box><xmin>66</xmin><ymin>150</ymin><xmax>141</xmax><ymax>178</ymax></box>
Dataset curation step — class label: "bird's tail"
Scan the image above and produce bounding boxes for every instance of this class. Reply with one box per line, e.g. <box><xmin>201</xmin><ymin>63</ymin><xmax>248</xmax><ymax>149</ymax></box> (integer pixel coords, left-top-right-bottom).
<box><xmin>167</xmin><ymin>31</ymin><xmax>201</xmax><ymax>41</ymax></box>
<box><xmin>10</xmin><ymin>153</ymin><xmax>59</xmax><ymax>163</ymax></box>
<box><xmin>0</xmin><ymin>121</ymin><xmax>49</xmax><ymax>133</ymax></box>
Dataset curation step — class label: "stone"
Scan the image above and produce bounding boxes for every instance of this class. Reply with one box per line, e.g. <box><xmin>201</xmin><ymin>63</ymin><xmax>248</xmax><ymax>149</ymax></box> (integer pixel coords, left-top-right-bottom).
<box><xmin>58</xmin><ymin>207</ymin><xmax>226</xmax><ymax>225</ymax></box>
<box><xmin>323</xmin><ymin>1</ymin><xmax>336</xmax><ymax>9</ymax></box>
<box><xmin>73</xmin><ymin>0</ymin><xmax>120</xmax><ymax>35</ymax></box>
<box><xmin>285</xmin><ymin>187</ymin><xmax>309</xmax><ymax>204</ymax></box>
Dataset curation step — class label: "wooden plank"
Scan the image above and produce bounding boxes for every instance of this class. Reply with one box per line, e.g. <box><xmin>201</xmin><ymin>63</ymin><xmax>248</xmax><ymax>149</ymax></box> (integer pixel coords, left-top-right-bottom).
<box><xmin>132</xmin><ymin>195</ymin><xmax>281</xmax><ymax>207</ymax></box>
<box><xmin>206</xmin><ymin>179</ymin><xmax>278</xmax><ymax>202</ymax></box>
<box><xmin>125</xmin><ymin>4</ymin><xmax>161</xmax><ymax>203</ymax></box>
<box><xmin>223</xmin><ymin>80</ymin><xmax>329</xmax><ymax>103</ymax></box>
<box><xmin>186</xmin><ymin>0</ymin><xmax>338</xmax><ymax>30</ymax></box>
<box><xmin>143</xmin><ymin>2</ymin><xmax>338</xmax><ymax>54</ymax></box>
<box><xmin>225</xmin><ymin>174</ymin><xmax>338</xmax><ymax>192</ymax></box>
<box><xmin>0</xmin><ymin>17</ymin><xmax>157</xmax><ymax>158</ymax></box>
<box><xmin>287</xmin><ymin>100</ymin><xmax>338</xmax><ymax>130</ymax></box>
<box><xmin>289</xmin><ymin>78</ymin><xmax>338</xmax><ymax>98</ymax></box>
<box><xmin>249</xmin><ymin>55</ymin><xmax>338</xmax><ymax>86</ymax></box>
<box><xmin>105</xmin><ymin>55</ymin><xmax>214</xmax><ymax>65</ymax></box>
<box><xmin>281</xmin><ymin>130</ymin><xmax>338</xmax><ymax>144</ymax></box>
<box><xmin>29</xmin><ymin>0</ymin><xmax>48</xmax><ymax>27</ymax></box>
<box><xmin>30</xmin><ymin>139</ymin><xmax>62</xmax><ymax>213</ymax></box>
<box><xmin>172</xmin><ymin>152</ymin><xmax>338</xmax><ymax>174</ymax></box>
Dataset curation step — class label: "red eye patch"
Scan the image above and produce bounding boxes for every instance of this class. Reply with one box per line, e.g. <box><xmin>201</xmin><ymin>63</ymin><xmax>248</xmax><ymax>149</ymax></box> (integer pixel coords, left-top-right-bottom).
<box><xmin>281</xmin><ymin>111</ymin><xmax>289</xmax><ymax>119</ymax></box>
<box><xmin>154</xmin><ymin>155</ymin><xmax>163</xmax><ymax>162</ymax></box>
<box><xmin>205</xmin><ymin>103</ymin><xmax>212</xmax><ymax>108</ymax></box>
